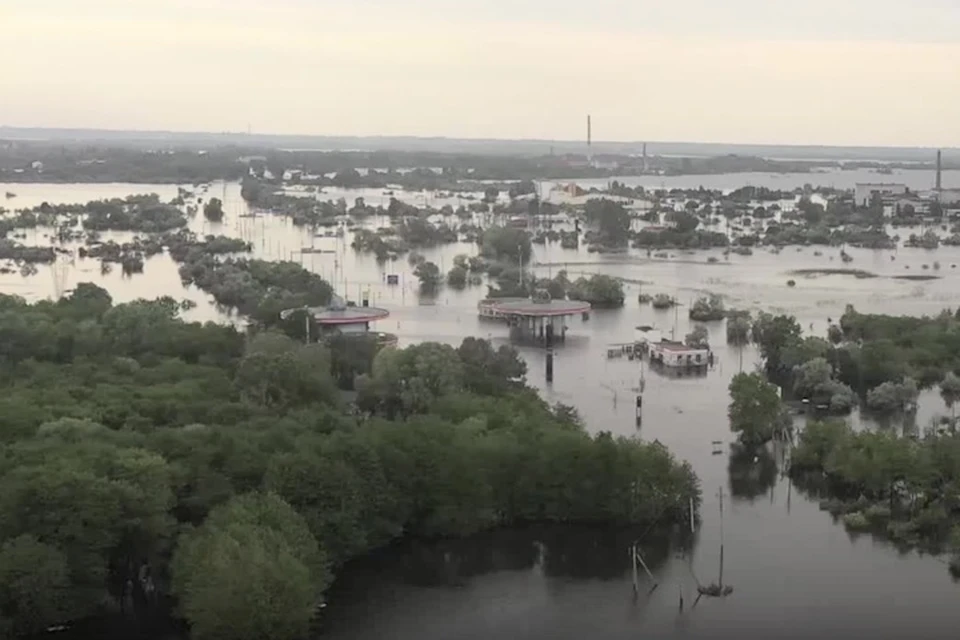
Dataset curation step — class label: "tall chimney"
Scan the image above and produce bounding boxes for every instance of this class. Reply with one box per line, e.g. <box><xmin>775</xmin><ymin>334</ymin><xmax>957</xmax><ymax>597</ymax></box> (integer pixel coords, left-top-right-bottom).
<box><xmin>587</xmin><ymin>115</ymin><xmax>592</xmax><ymax>149</ymax></box>
<box><xmin>937</xmin><ymin>149</ymin><xmax>942</xmax><ymax>191</ymax></box>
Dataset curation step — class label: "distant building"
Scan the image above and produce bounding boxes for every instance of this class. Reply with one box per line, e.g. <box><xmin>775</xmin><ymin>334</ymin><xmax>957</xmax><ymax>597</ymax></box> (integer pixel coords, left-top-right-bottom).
<box><xmin>937</xmin><ymin>188</ymin><xmax>960</xmax><ymax>205</ymax></box>
<box><xmin>891</xmin><ymin>196</ymin><xmax>929</xmax><ymax>216</ymax></box>
<box><xmin>854</xmin><ymin>183</ymin><xmax>907</xmax><ymax>207</ymax></box>
<box><xmin>648</xmin><ymin>340</ymin><xmax>711</xmax><ymax>368</ymax></box>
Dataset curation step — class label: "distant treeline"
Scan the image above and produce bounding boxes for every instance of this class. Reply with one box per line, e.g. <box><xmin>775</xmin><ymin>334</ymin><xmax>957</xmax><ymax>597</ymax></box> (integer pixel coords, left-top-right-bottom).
<box><xmin>0</xmin><ymin>141</ymin><xmax>889</xmax><ymax>187</ymax></box>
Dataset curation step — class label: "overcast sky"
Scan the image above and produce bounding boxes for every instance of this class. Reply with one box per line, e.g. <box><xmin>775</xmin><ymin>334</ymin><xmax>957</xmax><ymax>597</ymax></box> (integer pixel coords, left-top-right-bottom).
<box><xmin>4</xmin><ymin>0</ymin><xmax>960</xmax><ymax>146</ymax></box>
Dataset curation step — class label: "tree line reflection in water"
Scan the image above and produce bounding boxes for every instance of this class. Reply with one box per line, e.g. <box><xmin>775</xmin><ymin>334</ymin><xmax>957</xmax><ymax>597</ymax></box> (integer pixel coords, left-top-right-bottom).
<box><xmin>331</xmin><ymin>443</ymin><xmax>788</xmax><ymax>600</ymax></box>
<box><xmin>331</xmin><ymin>525</ymin><xmax>683</xmax><ymax>592</ymax></box>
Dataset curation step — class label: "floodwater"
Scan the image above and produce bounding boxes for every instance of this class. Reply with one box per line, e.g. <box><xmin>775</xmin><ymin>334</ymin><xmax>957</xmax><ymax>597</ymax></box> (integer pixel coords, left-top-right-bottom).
<box><xmin>2</xmin><ymin>171</ymin><xmax>960</xmax><ymax>639</ymax></box>
<box><xmin>546</xmin><ymin>166</ymin><xmax>960</xmax><ymax>193</ymax></box>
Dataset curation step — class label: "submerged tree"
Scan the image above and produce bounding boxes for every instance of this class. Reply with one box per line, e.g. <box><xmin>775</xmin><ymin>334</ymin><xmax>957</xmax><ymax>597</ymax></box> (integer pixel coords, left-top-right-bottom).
<box><xmin>726</xmin><ymin>311</ymin><xmax>751</xmax><ymax>345</ymax></box>
<box><xmin>750</xmin><ymin>313</ymin><xmax>802</xmax><ymax>379</ymax></box>
<box><xmin>584</xmin><ymin>199</ymin><xmax>630</xmax><ymax>246</ymax></box>
<box><xmin>689</xmin><ymin>294</ymin><xmax>725</xmax><ymax>322</ymax></box>
<box><xmin>866</xmin><ymin>378</ymin><xmax>919</xmax><ymax>415</ymax></box>
<box><xmin>567</xmin><ymin>275</ymin><xmax>624</xmax><ymax>308</ymax></box>
<box><xmin>941</xmin><ymin>372</ymin><xmax>960</xmax><ymax>416</ymax></box>
<box><xmin>685</xmin><ymin>325</ymin><xmax>709</xmax><ymax>349</ymax></box>
<box><xmin>792</xmin><ymin>357</ymin><xmax>856</xmax><ymax>414</ymax></box>
<box><xmin>203</xmin><ymin>197</ymin><xmax>224</xmax><ymax>223</ymax></box>
<box><xmin>415</xmin><ymin>261</ymin><xmax>441</xmax><ymax>291</ymax></box>
<box><xmin>728</xmin><ymin>372</ymin><xmax>784</xmax><ymax>447</ymax></box>
<box><xmin>447</xmin><ymin>265</ymin><xmax>468</xmax><ymax>289</ymax></box>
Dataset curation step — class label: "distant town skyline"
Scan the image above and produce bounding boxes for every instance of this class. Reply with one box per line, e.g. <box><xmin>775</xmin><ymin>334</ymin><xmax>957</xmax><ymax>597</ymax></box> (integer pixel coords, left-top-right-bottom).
<box><xmin>4</xmin><ymin>0</ymin><xmax>960</xmax><ymax>147</ymax></box>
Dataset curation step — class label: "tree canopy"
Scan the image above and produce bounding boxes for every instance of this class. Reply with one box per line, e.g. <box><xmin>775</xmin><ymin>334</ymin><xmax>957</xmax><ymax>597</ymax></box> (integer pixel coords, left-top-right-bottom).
<box><xmin>0</xmin><ymin>284</ymin><xmax>699</xmax><ymax>637</ymax></box>
<box><xmin>728</xmin><ymin>372</ymin><xmax>786</xmax><ymax>447</ymax></box>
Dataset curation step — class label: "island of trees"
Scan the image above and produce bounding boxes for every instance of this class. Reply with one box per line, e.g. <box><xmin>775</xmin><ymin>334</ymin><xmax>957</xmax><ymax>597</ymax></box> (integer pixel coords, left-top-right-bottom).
<box><xmin>724</xmin><ymin>305</ymin><xmax>960</xmax><ymax>576</ymax></box>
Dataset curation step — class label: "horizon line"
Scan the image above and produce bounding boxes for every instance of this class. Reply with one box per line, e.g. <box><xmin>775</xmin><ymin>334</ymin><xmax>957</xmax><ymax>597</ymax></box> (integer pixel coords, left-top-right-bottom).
<box><xmin>0</xmin><ymin>125</ymin><xmax>956</xmax><ymax>153</ymax></box>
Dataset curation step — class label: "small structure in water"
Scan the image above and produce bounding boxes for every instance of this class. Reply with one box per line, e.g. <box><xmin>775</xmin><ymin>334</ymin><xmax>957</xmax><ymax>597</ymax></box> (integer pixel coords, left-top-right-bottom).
<box><xmin>478</xmin><ymin>297</ymin><xmax>527</xmax><ymax>321</ymax></box>
<box><xmin>648</xmin><ymin>340</ymin><xmax>712</xmax><ymax>369</ymax></box>
<box><xmin>697</xmin><ymin>583</ymin><xmax>734</xmax><ymax>598</ymax></box>
<box><xmin>487</xmin><ymin>291</ymin><xmax>591</xmax><ymax>346</ymax></box>
<box><xmin>281</xmin><ymin>294</ymin><xmax>397</xmax><ymax>348</ymax></box>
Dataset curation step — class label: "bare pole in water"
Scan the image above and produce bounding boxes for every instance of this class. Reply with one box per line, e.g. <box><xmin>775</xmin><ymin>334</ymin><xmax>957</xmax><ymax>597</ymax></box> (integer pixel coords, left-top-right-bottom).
<box><xmin>518</xmin><ymin>244</ymin><xmax>524</xmax><ymax>290</ymax></box>
<box><xmin>673</xmin><ymin>298</ymin><xmax>679</xmax><ymax>339</ymax></box>
<box><xmin>635</xmin><ymin>547</ymin><xmax>657</xmax><ymax>592</ymax></box>
<box><xmin>718</xmin><ymin>486</ymin><xmax>725</xmax><ymax>589</ymax></box>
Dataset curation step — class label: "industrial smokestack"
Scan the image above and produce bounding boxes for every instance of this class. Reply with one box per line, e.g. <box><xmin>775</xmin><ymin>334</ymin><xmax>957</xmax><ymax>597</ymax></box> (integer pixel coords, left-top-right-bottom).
<box><xmin>937</xmin><ymin>149</ymin><xmax>942</xmax><ymax>191</ymax></box>
<box><xmin>587</xmin><ymin>115</ymin><xmax>592</xmax><ymax>149</ymax></box>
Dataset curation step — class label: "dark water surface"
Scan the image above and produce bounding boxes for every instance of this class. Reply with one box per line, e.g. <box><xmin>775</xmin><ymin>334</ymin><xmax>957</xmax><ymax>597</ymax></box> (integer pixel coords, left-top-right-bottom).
<box><xmin>4</xmin><ymin>175</ymin><xmax>960</xmax><ymax>639</ymax></box>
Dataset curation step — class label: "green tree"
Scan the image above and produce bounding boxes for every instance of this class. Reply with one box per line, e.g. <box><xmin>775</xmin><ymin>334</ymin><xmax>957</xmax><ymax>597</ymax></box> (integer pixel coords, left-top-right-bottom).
<box><xmin>235</xmin><ymin>338</ymin><xmax>338</xmax><ymax>409</ymax></box>
<box><xmin>0</xmin><ymin>536</ymin><xmax>74</xmax><ymax>636</ymax></box>
<box><xmin>447</xmin><ymin>265</ymin><xmax>468</xmax><ymax>288</ymax></box>
<box><xmin>866</xmin><ymin>378</ymin><xmax>919</xmax><ymax>415</ymax></box>
<box><xmin>172</xmin><ymin>492</ymin><xmax>330</xmax><ymax>640</ymax></box>
<box><xmin>685</xmin><ymin>325</ymin><xmax>709</xmax><ymax>348</ymax></box>
<box><xmin>457</xmin><ymin>338</ymin><xmax>526</xmax><ymax>395</ymax></box>
<box><xmin>415</xmin><ymin>261</ymin><xmax>441</xmax><ymax>291</ymax></box>
<box><xmin>584</xmin><ymin>199</ymin><xmax>630</xmax><ymax>245</ymax></box>
<box><xmin>480</xmin><ymin>226</ymin><xmax>531</xmax><ymax>263</ymax></box>
<box><xmin>726</xmin><ymin>312</ymin><xmax>751</xmax><ymax>345</ymax></box>
<box><xmin>728</xmin><ymin>372</ymin><xmax>783</xmax><ymax>447</ymax></box>
<box><xmin>751</xmin><ymin>313</ymin><xmax>802</xmax><ymax>378</ymax></box>
<box><xmin>567</xmin><ymin>275</ymin><xmax>624</xmax><ymax>308</ymax></box>
<box><xmin>666</xmin><ymin>209</ymin><xmax>699</xmax><ymax>233</ymax></box>
<box><xmin>689</xmin><ymin>294</ymin><xmax>725</xmax><ymax>322</ymax></box>
<box><xmin>240</xmin><ymin>177</ymin><xmax>262</xmax><ymax>203</ymax></box>
<box><xmin>792</xmin><ymin>357</ymin><xmax>856</xmax><ymax>414</ymax></box>
<box><xmin>942</xmin><ymin>372</ymin><xmax>960</xmax><ymax>416</ymax></box>
<box><xmin>203</xmin><ymin>198</ymin><xmax>224</xmax><ymax>223</ymax></box>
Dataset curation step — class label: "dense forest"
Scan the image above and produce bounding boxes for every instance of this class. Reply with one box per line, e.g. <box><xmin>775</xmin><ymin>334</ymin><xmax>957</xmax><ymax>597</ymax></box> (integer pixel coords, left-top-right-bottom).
<box><xmin>0</xmin><ymin>284</ymin><xmax>699</xmax><ymax>639</ymax></box>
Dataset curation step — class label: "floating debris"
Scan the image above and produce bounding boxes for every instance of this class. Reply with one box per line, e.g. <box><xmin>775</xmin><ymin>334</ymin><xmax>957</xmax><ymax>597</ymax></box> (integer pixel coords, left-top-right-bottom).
<box><xmin>697</xmin><ymin>583</ymin><xmax>734</xmax><ymax>597</ymax></box>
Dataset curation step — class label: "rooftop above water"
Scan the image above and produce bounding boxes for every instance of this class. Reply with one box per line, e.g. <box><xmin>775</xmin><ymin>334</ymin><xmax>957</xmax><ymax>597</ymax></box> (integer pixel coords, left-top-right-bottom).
<box><xmin>488</xmin><ymin>297</ymin><xmax>591</xmax><ymax>317</ymax></box>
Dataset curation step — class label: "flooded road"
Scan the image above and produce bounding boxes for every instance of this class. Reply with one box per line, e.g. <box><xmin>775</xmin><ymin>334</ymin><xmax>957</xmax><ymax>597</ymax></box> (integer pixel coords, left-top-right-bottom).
<box><xmin>2</xmin><ymin>173</ymin><xmax>959</xmax><ymax>638</ymax></box>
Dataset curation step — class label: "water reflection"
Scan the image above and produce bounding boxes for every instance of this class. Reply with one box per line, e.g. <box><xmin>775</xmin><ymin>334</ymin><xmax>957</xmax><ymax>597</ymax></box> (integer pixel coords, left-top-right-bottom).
<box><xmin>727</xmin><ymin>445</ymin><xmax>779</xmax><ymax>502</ymax></box>
<box><xmin>337</xmin><ymin>525</ymin><xmax>682</xmax><ymax>591</ymax></box>
<box><xmin>393</xmin><ymin>532</ymin><xmax>539</xmax><ymax>587</ymax></box>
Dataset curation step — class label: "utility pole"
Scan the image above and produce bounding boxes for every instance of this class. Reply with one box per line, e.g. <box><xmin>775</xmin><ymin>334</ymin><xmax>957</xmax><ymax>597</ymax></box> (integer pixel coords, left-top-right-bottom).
<box><xmin>718</xmin><ymin>486</ymin><xmax>725</xmax><ymax>589</ymax></box>
<box><xmin>519</xmin><ymin>244</ymin><xmax>524</xmax><ymax>290</ymax></box>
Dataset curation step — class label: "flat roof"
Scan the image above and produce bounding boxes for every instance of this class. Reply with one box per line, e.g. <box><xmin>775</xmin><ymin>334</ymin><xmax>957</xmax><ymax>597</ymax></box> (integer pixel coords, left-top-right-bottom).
<box><xmin>488</xmin><ymin>298</ymin><xmax>591</xmax><ymax>317</ymax></box>
<box><xmin>479</xmin><ymin>297</ymin><xmax>526</xmax><ymax>307</ymax></box>
<box><xmin>308</xmin><ymin>306</ymin><xmax>390</xmax><ymax>325</ymax></box>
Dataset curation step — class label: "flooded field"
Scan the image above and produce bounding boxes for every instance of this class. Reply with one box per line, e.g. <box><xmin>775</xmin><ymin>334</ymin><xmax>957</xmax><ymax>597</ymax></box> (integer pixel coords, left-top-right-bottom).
<box><xmin>2</xmin><ymin>172</ymin><xmax>959</xmax><ymax>639</ymax></box>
